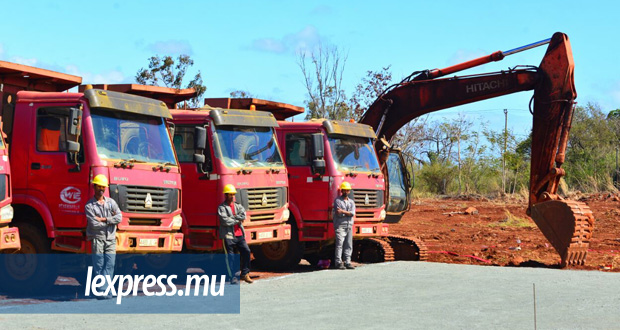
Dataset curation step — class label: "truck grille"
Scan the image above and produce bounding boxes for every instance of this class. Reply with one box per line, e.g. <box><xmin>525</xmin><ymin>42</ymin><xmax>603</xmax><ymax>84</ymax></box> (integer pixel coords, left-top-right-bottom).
<box><xmin>355</xmin><ymin>211</ymin><xmax>375</xmax><ymax>218</ymax></box>
<box><xmin>128</xmin><ymin>218</ymin><xmax>162</xmax><ymax>226</ymax></box>
<box><xmin>110</xmin><ymin>184</ymin><xmax>178</xmax><ymax>214</ymax></box>
<box><xmin>351</xmin><ymin>189</ymin><xmax>383</xmax><ymax>209</ymax></box>
<box><xmin>250</xmin><ymin>213</ymin><xmax>276</xmax><ymax>221</ymax></box>
<box><xmin>237</xmin><ymin>187</ymin><xmax>286</xmax><ymax>211</ymax></box>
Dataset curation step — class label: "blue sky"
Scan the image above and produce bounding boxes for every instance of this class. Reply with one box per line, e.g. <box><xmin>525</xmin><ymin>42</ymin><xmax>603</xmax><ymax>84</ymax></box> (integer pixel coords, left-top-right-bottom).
<box><xmin>1</xmin><ymin>0</ymin><xmax>618</xmax><ymax>137</ymax></box>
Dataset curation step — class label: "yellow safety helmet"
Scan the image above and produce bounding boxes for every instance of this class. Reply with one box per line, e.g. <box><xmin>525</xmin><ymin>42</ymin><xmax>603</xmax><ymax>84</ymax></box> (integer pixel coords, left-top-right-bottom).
<box><xmin>92</xmin><ymin>174</ymin><xmax>109</xmax><ymax>187</ymax></box>
<box><xmin>223</xmin><ymin>184</ymin><xmax>237</xmax><ymax>194</ymax></box>
<box><xmin>340</xmin><ymin>181</ymin><xmax>352</xmax><ymax>190</ymax></box>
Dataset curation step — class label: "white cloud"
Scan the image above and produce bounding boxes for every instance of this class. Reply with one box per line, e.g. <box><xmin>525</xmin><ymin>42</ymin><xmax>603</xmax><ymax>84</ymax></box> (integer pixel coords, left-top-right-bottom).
<box><xmin>251</xmin><ymin>38</ymin><xmax>286</xmax><ymax>54</ymax></box>
<box><xmin>250</xmin><ymin>26</ymin><xmax>321</xmax><ymax>55</ymax></box>
<box><xmin>64</xmin><ymin>65</ymin><xmax>126</xmax><ymax>85</ymax></box>
<box><xmin>9</xmin><ymin>56</ymin><xmax>39</xmax><ymax>67</ymax></box>
<box><xmin>147</xmin><ymin>40</ymin><xmax>193</xmax><ymax>55</ymax></box>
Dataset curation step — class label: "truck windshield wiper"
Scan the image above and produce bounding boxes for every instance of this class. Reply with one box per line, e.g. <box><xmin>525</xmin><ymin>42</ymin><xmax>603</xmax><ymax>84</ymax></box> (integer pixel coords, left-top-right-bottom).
<box><xmin>237</xmin><ymin>159</ymin><xmax>258</xmax><ymax>174</ymax></box>
<box><xmin>153</xmin><ymin>162</ymin><xmax>175</xmax><ymax>172</ymax></box>
<box><xmin>369</xmin><ymin>167</ymin><xmax>382</xmax><ymax>177</ymax></box>
<box><xmin>346</xmin><ymin>165</ymin><xmax>360</xmax><ymax>176</ymax></box>
<box><xmin>114</xmin><ymin>158</ymin><xmax>145</xmax><ymax>168</ymax></box>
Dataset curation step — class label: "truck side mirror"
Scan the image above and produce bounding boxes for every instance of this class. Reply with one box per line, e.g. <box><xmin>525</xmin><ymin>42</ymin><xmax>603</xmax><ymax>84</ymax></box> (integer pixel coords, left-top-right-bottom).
<box><xmin>311</xmin><ymin>133</ymin><xmax>324</xmax><ymax>158</ymax></box>
<box><xmin>312</xmin><ymin>159</ymin><xmax>326</xmax><ymax>175</ymax></box>
<box><xmin>311</xmin><ymin>133</ymin><xmax>325</xmax><ymax>175</ymax></box>
<box><xmin>66</xmin><ymin>141</ymin><xmax>80</xmax><ymax>153</ymax></box>
<box><xmin>167</xmin><ymin>122</ymin><xmax>175</xmax><ymax>140</ymax></box>
<box><xmin>193</xmin><ymin>154</ymin><xmax>206</xmax><ymax>164</ymax></box>
<box><xmin>68</xmin><ymin>108</ymin><xmax>82</xmax><ymax>136</ymax></box>
<box><xmin>194</xmin><ymin>126</ymin><xmax>207</xmax><ymax>150</ymax></box>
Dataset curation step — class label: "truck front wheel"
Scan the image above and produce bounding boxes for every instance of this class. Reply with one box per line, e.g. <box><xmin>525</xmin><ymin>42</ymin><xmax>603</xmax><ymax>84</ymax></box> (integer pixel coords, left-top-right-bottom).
<box><xmin>0</xmin><ymin>223</ymin><xmax>58</xmax><ymax>295</ymax></box>
<box><xmin>251</xmin><ymin>220</ymin><xmax>302</xmax><ymax>270</ymax></box>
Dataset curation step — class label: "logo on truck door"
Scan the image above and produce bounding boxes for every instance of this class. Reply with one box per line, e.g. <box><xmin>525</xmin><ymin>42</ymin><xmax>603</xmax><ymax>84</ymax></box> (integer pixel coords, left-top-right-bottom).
<box><xmin>60</xmin><ymin>186</ymin><xmax>82</xmax><ymax>204</ymax></box>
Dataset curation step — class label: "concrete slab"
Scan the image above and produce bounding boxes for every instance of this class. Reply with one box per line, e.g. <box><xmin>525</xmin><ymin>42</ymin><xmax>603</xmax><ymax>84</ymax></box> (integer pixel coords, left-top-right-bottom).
<box><xmin>1</xmin><ymin>262</ymin><xmax>619</xmax><ymax>329</ymax></box>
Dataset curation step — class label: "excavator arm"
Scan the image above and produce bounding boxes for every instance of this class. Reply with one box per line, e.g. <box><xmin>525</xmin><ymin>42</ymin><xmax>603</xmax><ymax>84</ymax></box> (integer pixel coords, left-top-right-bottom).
<box><xmin>360</xmin><ymin>32</ymin><xmax>593</xmax><ymax>266</ymax></box>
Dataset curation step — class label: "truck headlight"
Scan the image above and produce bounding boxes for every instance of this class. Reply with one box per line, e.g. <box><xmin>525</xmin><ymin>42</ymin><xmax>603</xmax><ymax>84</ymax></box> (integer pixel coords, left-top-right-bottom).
<box><xmin>380</xmin><ymin>209</ymin><xmax>386</xmax><ymax>221</ymax></box>
<box><xmin>282</xmin><ymin>209</ymin><xmax>290</xmax><ymax>221</ymax></box>
<box><xmin>0</xmin><ymin>205</ymin><xmax>14</xmax><ymax>221</ymax></box>
<box><xmin>172</xmin><ymin>214</ymin><xmax>183</xmax><ymax>230</ymax></box>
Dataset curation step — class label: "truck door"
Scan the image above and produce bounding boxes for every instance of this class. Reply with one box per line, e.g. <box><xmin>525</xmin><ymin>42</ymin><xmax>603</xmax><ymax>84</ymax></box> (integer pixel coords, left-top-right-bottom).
<box><xmin>384</xmin><ymin>150</ymin><xmax>411</xmax><ymax>223</ymax></box>
<box><xmin>173</xmin><ymin>125</ymin><xmax>217</xmax><ymax>229</ymax></box>
<box><xmin>27</xmin><ymin>106</ymin><xmax>90</xmax><ymax>229</ymax></box>
<box><xmin>285</xmin><ymin>133</ymin><xmax>329</xmax><ymax>221</ymax></box>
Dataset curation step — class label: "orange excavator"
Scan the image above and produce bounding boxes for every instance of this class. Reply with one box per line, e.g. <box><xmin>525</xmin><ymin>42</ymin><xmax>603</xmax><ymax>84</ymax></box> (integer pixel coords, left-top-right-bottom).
<box><xmin>360</xmin><ymin>32</ymin><xmax>593</xmax><ymax>266</ymax></box>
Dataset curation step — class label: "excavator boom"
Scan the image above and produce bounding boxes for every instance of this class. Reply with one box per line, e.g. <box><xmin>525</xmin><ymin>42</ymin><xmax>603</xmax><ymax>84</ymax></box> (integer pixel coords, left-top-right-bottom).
<box><xmin>360</xmin><ymin>32</ymin><xmax>593</xmax><ymax>266</ymax></box>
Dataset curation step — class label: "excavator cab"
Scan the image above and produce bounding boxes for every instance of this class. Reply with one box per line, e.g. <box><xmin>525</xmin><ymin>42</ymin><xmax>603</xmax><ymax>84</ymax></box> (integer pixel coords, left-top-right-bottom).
<box><xmin>384</xmin><ymin>149</ymin><xmax>412</xmax><ymax>223</ymax></box>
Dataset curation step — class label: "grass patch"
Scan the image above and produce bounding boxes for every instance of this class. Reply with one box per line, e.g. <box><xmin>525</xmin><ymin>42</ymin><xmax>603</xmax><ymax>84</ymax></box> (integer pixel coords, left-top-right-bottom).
<box><xmin>489</xmin><ymin>210</ymin><xmax>535</xmax><ymax>228</ymax></box>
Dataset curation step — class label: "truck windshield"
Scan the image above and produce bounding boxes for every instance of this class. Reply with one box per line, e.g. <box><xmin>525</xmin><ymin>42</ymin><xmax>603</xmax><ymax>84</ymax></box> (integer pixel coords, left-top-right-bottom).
<box><xmin>214</xmin><ymin>126</ymin><xmax>283</xmax><ymax>168</ymax></box>
<box><xmin>328</xmin><ymin>136</ymin><xmax>380</xmax><ymax>173</ymax></box>
<box><xmin>91</xmin><ymin>108</ymin><xmax>177</xmax><ymax>165</ymax></box>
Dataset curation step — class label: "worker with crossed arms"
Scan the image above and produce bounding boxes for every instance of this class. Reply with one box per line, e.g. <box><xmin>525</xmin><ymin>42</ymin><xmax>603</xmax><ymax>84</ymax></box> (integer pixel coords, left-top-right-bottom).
<box><xmin>218</xmin><ymin>184</ymin><xmax>253</xmax><ymax>284</ymax></box>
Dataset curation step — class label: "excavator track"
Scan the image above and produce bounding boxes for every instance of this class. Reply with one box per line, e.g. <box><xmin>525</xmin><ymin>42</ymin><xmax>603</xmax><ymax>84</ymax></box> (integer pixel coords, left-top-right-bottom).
<box><xmin>384</xmin><ymin>235</ymin><xmax>428</xmax><ymax>261</ymax></box>
<box><xmin>353</xmin><ymin>238</ymin><xmax>395</xmax><ymax>263</ymax></box>
<box><xmin>529</xmin><ymin>200</ymin><xmax>594</xmax><ymax>267</ymax></box>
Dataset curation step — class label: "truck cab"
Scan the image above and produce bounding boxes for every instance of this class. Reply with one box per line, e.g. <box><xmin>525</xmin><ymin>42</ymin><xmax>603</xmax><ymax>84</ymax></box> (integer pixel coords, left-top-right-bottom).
<box><xmin>171</xmin><ymin>108</ymin><xmax>291</xmax><ymax>253</ymax></box>
<box><xmin>273</xmin><ymin>119</ymin><xmax>390</xmax><ymax>263</ymax></box>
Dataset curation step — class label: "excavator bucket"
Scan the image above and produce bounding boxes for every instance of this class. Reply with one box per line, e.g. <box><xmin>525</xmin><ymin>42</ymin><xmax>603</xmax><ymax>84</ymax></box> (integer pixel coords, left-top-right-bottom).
<box><xmin>528</xmin><ymin>32</ymin><xmax>594</xmax><ymax>266</ymax></box>
<box><xmin>529</xmin><ymin>200</ymin><xmax>594</xmax><ymax>266</ymax></box>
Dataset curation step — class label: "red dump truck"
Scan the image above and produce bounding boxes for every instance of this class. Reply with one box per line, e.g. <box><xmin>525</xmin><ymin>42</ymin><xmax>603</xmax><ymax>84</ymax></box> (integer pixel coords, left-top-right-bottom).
<box><xmin>0</xmin><ymin>112</ymin><xmax>19</xmax><ymax>251</ymax></box>
<box><xmin>0</xmin><ymin>61</ymin><xmax>183</xmax><ymax>290</ymax></box>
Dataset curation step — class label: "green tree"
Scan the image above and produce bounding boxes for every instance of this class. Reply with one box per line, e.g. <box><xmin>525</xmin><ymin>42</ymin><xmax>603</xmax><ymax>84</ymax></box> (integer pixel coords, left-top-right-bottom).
<box><xmin>136</xmin><ymin>54</ymin><xmax>206</xmax><ymax>108</ymax></box>
<box><xmin>564</xmin><ymin>103</ymin><xmax>616</xmax><ymax>191</ymax></box>
<box><xmin>482</xmin><ymin>126</ymin><xmax>529</xmax><ymax>194</ymax></box>
<box><xmin>229</xmin><ymin>90</ymin><xmax>253</xmax><ymax>98</ymax></box>
<box><xmin>349</xmin><ymin>66</ymin><xmax>393</xmax><ymax>121</ymax></box>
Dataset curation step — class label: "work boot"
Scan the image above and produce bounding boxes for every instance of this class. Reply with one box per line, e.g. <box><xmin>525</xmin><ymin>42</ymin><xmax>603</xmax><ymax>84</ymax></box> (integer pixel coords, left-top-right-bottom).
<box><xmin>241</xmin><ymin>274</ymin><xmax>254</xmax><ymax>284</ymax></box>
<box><xmin>230</xmin><ymin>277</ymin><xmax>239</xmax><ymax>285</ymax></box>
<box><xmin>335</xmin><ymin>263</ymin><xmax>346</xmax><ymax>270</ymax></box>
<box><xmin>345</xmin><ymin>263</ymin><xmax>355</xmax><ymax>270</ymax></box>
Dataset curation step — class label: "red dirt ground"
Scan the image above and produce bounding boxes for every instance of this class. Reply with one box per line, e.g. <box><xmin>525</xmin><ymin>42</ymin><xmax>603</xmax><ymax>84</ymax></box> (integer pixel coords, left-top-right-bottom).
<box><xmin>388</xmin><ymin>193</ymin><xmax>620</xmax><ymax>272</ymax></box>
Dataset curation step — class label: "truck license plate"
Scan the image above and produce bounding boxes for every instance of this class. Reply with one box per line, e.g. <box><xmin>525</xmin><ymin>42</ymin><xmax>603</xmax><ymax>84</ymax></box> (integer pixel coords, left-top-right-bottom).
<box><xmin>258</xmin><ymin>231</ymin><xmax>273</xmax><ymax>239</ymax></box>
<box><xmin>139</xmin><ymin>238</ymin><xmax>158</xmax><ymax>247</ymax></box>
<box><xmin>361</xmin><ymin>227</ymin><xmax>373</xmax><ymax>234</ymax></box>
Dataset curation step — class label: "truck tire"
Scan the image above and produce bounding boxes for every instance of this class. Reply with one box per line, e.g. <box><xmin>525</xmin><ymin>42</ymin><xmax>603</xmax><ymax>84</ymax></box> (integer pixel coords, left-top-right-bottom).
<box><xmin>251</xmin><ymin>220</ymin><xmax>302</xmax><ymax>270</ymax></box>
<box><xmin>135</xmin><ymin>254</ymin><xmax>188</xmax><ymax>277</ymax></box>
<box><xmin>0</xmin><ymin>223</ymin><xmax>58</xmax><ymax>295</ymax></box>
